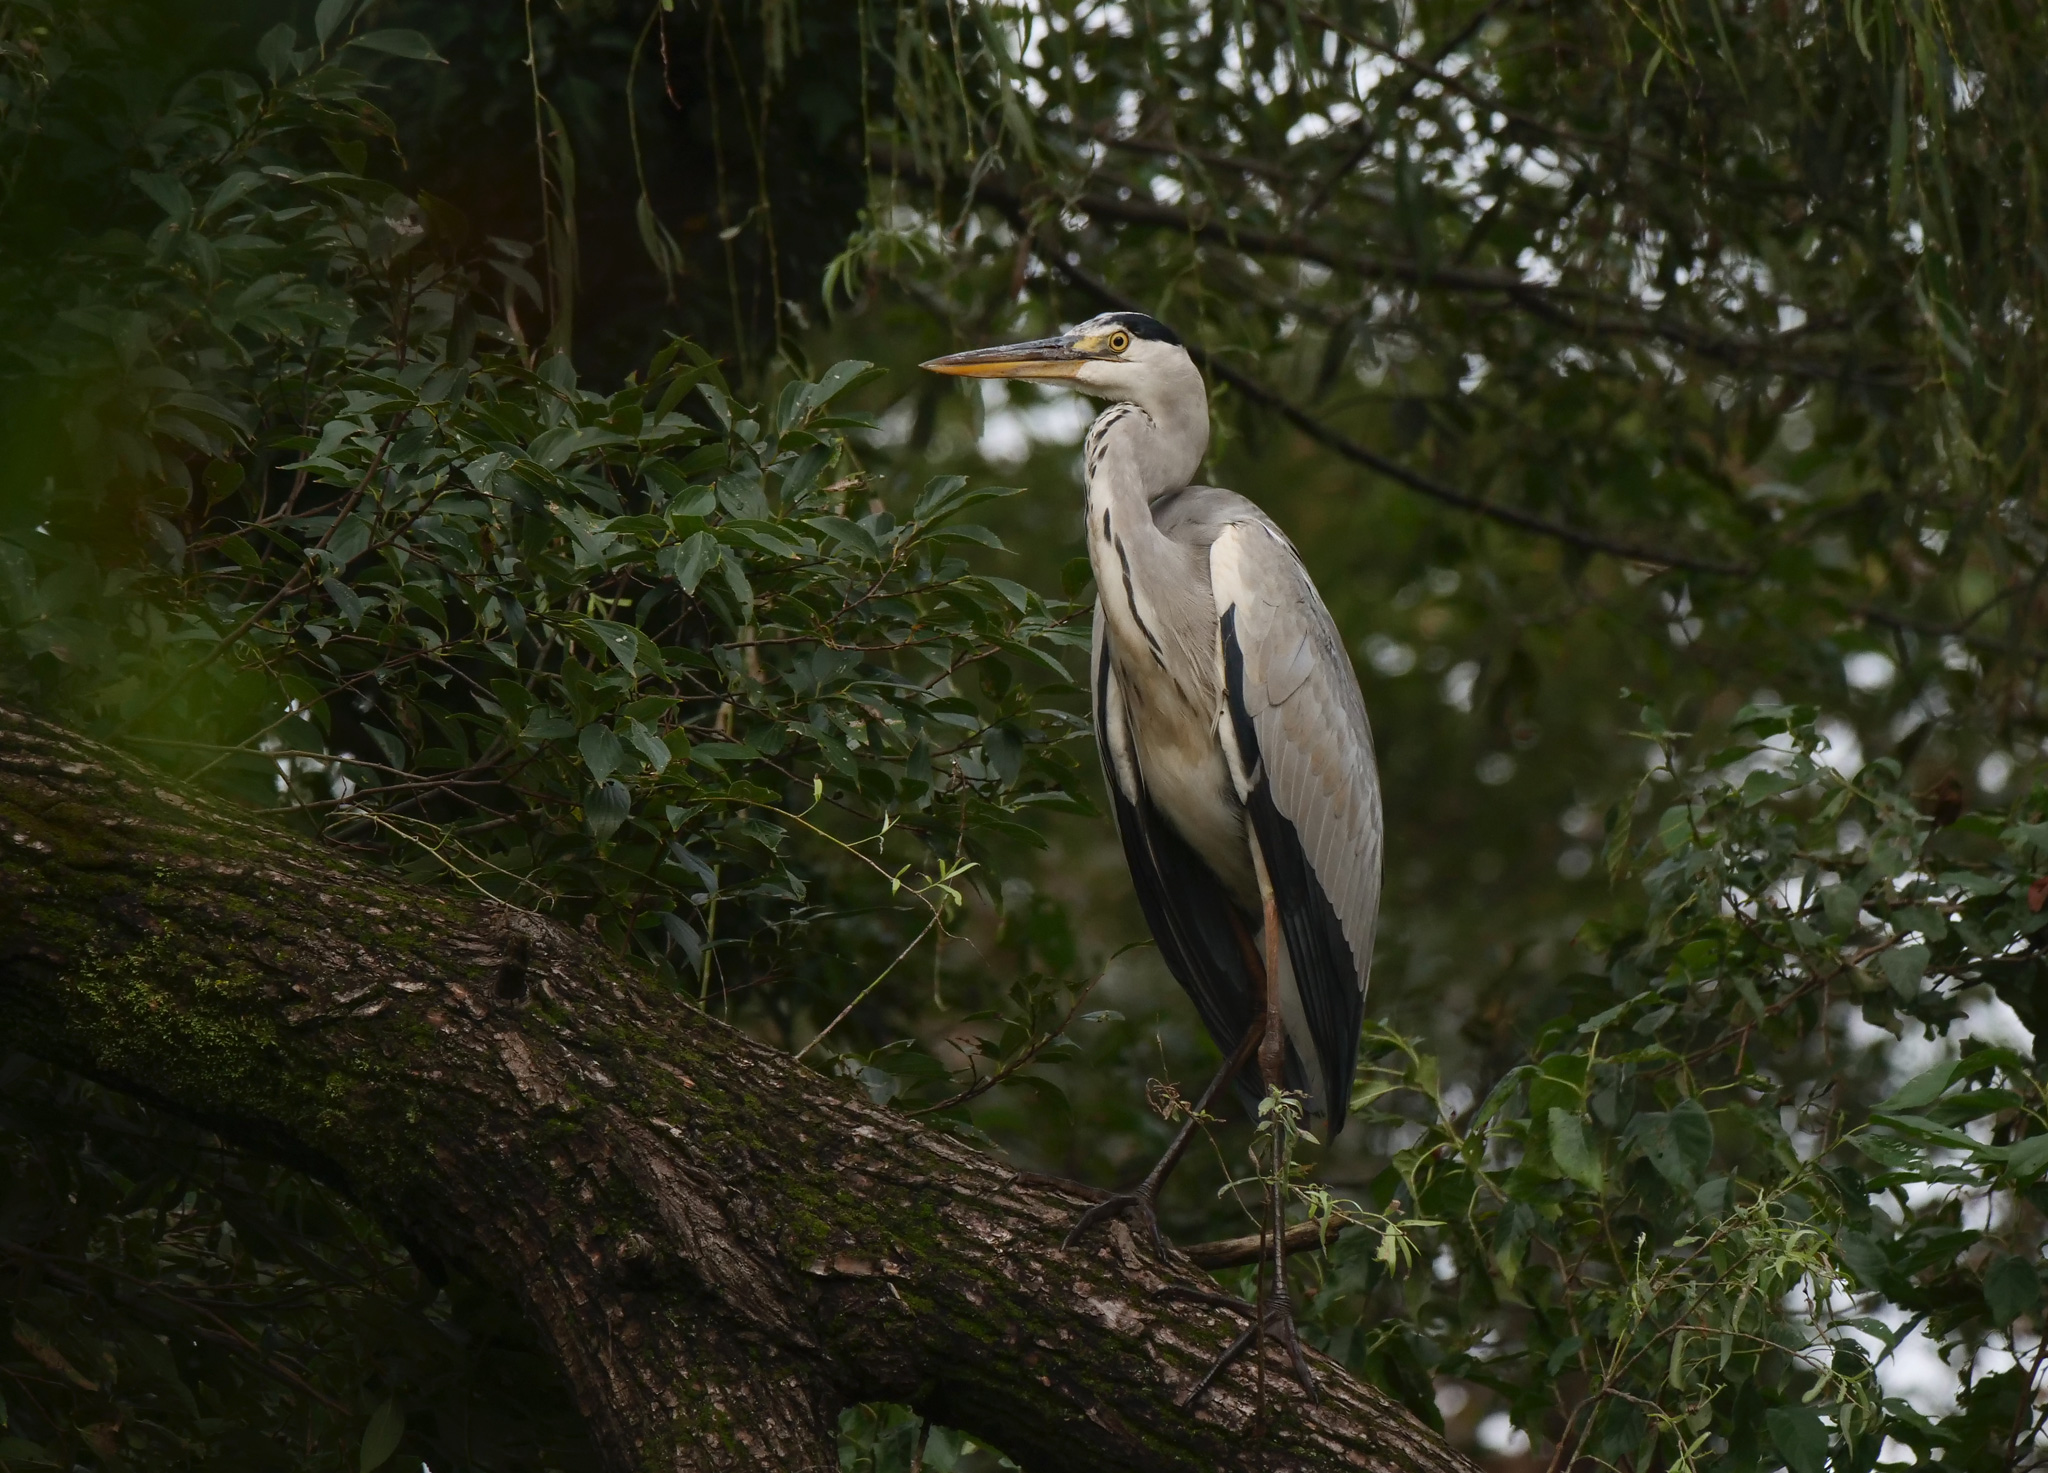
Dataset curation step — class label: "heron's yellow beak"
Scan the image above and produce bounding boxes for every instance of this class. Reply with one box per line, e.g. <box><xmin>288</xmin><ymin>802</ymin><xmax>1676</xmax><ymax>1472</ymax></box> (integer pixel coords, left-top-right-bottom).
<box><xmin>920</xmin><ymin>334</ymin><xmax>1086</xmax><ymax>380</ymax></box>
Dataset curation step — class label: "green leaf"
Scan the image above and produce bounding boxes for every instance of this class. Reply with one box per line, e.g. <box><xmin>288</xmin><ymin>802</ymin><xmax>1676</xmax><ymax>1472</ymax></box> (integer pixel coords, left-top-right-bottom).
<box><xmin>805</xmin><ymin>359</ymin><xmax>881</xmax><ymax>411</ymax></box>
<box><xmin>1819</xmin><ymin>882</ymin><xmax>1863</xmax><ymax>935</ymax></box>
<box><xmin>322</xmin><ymin>575</ymin><xmax>365</xmax><ymax>630</ymax></box>
<box><xmin>1740</xmin><ymin>767</ymin><xmax>1795</xmax><ymax>806</ymax></box>
<box><xmin>624</xmin><ymin>719</ymin><xmax>671</xmax><ymax>775</ymax></box>
<box><xmin>719</xmin><ymin>548</ymin><xmax>754</xmax><ymax>621</ymax></box>
<box><xmin>1877</xmin><ymin>1059</ymin><xmax>1956</xmax><ymax>1113</ymax></box>
<box><xmin>579</xmin><ymin>724</ymin><xmax>624</xmax><ymax>783</ymax></box>
<box><xmin>132</xmin><ymin>171</ymin><xmax>194</xmax><ymax>223</ymax></box>
<box><xmin>345</xmin><ymin>29</ymin><xmax>447</xmax><ymax>61</ymax></box>
<box><xmin>913</xmin><ymin>474</ymin><xmax>970</xmax><ymax>522</ymax></box>
<box><xmin>1628</xmin><ymin>1109</ymin><xmax>1703</xmax><ymax>1190</ymax></box>
<box><xmin>662</xmin><ymin>530</ymin><xmax>720</xmax><ymax>593</ymax></box>
<box><xmin>1878</xmin><ymin>943</ymin><xmax>1929</xmax><ymax>999</ymax></box>
<box><xmin>256</xmin><ymin>22</ymin><xmax>299</xmax><ymax>81</ymax></box>
<box><xmin>1765</xmin><ymin>1406</ymin><xmax>1827</xmax><ymax>1473</ymax></box>
<box><xmin>201</xmin><ymin>171</ymin><xmax>266</xmax><ymax>221</ymax></box>
<box><xmin>1984</xmin><ymin>1254</ymin><xmax>2042</xmax><ymax>1325</ymax></box>
<box><xmin>806</xmin><ymin>515</ymin><xmax>882</xmax><ymax>560</ymax></box>
<box><xmin>1671</xmin><ymin>1096</ymin><xmax>1713</xmax><ymax>1172</ymax></box>
<box><xmin>522</xmin><ymin>710</ymin><xmax>577</xmax><ymax>742</ymax></box>
<box><xmin>984</xmin><ymin>724</ymin><xmax>1024</xmax><ymax>786</ymax></box>
<box><xmin>1548</xmin><ymin>1108</ymin><xmax>1604</xmax><ymax>1192</ymax></box>
<box><xmin>2004</xmin><ymin>1133</ymin><xmax>2048</xmax><ymax>1181</ymax></box>
<box><xmin>1837</xmin><ymin>1231</ymin><xmax>1892</xmax><ymax>1291</ymax></box>
<box><xmin>584</xmin><ymin>619</ymin><xmax>641</xmax><ymax>677</ymax></box>
<box><xmin>586</xmin><ymin>781</ymin><xmax>631</xmax><ymax>841</ymax></box>
<box><xmin>314</xmin><ymin>0</ymin><xmax>361</xmax><ymax>45</ymax></box>
<box><xmin>359</xmin><ymin>1399</ymin><xmax>404</xmax><ymax>1473</ymax></box>
<box><xmin>778</xmin><ymin>444</ymin><xmax>834</xmax><ymax>503</ymax></box>
<box><xmin>531</xmin><ymin>424</ymin><xmax>632</xmax><ymax>471</ymax></box>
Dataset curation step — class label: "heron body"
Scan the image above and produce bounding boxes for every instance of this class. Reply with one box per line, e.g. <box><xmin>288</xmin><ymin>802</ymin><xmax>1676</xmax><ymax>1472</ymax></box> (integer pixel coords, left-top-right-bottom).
<box><xmin>924</xmin><ymin>311</ymin><xmax>1383</xmax><ymax>1138</ymax></box>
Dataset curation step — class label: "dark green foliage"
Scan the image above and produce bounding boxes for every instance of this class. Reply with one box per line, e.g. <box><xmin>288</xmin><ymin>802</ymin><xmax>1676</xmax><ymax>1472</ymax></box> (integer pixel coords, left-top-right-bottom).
<box><xmin>825</xmin><ymin>0</ymin><xmax>2048</xmax><ymax>1465</ymax></box>
<box><xmin>0</xmin><ymin>0</ymin><xmax>1087</xmax><ymax>1025</ymax></box>
<box><xmin>0</xmin><ymin>4</ymin><xmax>1095</xmax><ymax>1464</ymax></box>
<box><xmin>1291</xmin><ymin>707</ymin><xmax>2048</xmax><ymax>1464</ymax></box>
<box><xmin>7</xmin><ymin>0</ymin><xmax>2048</xmax><ymax>1469</ymax></box>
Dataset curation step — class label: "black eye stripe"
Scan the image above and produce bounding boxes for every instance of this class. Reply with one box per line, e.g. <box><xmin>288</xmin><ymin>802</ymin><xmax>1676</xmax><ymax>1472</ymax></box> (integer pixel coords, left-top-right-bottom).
<box><xmin>1091</xmin><ymin>310</ymin><xmax>1183</xmax><ymax>347</ymax></box>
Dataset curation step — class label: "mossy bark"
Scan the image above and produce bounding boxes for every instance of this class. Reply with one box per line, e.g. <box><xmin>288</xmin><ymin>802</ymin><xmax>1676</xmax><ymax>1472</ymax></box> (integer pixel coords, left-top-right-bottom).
<box><xmin>0</xmin><ymin>705</ymin><xmax>1476</xmax><ymax>1473</ymax></box>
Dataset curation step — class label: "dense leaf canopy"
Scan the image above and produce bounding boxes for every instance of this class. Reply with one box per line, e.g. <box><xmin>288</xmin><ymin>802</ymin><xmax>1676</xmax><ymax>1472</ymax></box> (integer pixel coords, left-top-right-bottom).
<box><xmin>1</xmin><ymin>1</ymin><xmax>2044</xmax><ymax>1471</ymax></box>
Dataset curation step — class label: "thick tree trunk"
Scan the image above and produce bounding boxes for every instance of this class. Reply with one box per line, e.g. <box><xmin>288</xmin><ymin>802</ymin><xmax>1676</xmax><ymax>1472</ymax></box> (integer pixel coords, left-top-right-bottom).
<box><xmin>0</xmin><ymin>705</ymin><xmax>1475</xmax><ymax>1473</ymax></box>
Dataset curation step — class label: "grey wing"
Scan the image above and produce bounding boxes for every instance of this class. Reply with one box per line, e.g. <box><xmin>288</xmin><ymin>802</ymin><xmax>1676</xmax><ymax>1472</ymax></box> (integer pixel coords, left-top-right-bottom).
<box><xmin>1091</xmin><ymin>605</ymin><xmax>1261</xmax><ymax>1084</ymax></box>
<box><xmin>1208</xmin><ymin>517</ymin><xmax>1383</xmax><ymax>1134</ymax></box>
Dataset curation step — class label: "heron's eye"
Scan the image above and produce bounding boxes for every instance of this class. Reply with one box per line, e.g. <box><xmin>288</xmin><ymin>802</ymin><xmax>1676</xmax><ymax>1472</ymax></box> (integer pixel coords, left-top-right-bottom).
<box><xmin>1108</xmin><ymin>331</ymin><xmax>1131</xmax><ymax>353</ymax></box>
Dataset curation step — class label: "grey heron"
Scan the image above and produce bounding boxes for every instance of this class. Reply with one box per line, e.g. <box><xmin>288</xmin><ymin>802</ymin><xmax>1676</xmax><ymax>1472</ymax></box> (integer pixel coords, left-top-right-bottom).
<box><xmin>924</xmin><ymin>311</ymin><xmax>1383</xmax><ymax>1402</ymax></box>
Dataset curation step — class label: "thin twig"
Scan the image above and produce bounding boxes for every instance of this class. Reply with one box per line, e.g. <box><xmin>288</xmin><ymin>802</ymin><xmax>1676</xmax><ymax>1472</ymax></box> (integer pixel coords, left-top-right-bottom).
<box><xmin>907</xmin><ymin>966</ymin><xmax>1106</xmax><ymax>1115</ymax></box>
<box><xmin>796</xmin><ymin>913</ymin><xmax>943</xmax><ymax>1060</ymax></box>
<box><xmin>1045</xmin><ymin>251</ymin><xmax>1754</xmax><ymax>575</ymax></box>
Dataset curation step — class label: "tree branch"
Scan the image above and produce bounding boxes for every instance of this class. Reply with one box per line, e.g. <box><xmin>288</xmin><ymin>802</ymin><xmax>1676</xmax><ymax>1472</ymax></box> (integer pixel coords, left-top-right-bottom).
<box><xmin>0</xmin><ymin>705</ymin><xmax>1479</xmax><ymax>1473</ymax></box>
<box><xmin>1042</xmin><ymin>252</ymin><xmax>1754</xmax><ymax>576</ymax></box>
<box><xmin>883</xmin><ymin>148</ymin><xmax>1884</xmax><ymax>380</ymax></box>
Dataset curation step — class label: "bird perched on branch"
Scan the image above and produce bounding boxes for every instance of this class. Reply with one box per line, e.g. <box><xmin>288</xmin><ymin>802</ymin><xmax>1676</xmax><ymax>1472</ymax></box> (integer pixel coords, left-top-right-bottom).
<box><xmin>924</xmin><ymin>311</ymin><xmax>1383</xmax><ymax>1403</ymax></box>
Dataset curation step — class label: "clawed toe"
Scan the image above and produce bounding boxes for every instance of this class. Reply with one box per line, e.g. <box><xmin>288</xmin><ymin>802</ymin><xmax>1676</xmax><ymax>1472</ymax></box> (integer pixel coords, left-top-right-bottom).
<box><xmin>1181</xmin><ymin>1300</ymin><xmax>1319</xmax><ymax>1408</ymax></box>
<box><xmin>1063</xmin><ymin>1190</ymin><xmax>1168</xmax><ymax>1258</ymax></box>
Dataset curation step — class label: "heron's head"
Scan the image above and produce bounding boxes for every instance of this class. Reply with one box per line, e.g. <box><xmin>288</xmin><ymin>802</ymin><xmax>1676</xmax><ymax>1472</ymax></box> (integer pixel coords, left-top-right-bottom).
<box><xmin>921</xmin><ymin>312</ymin><xmax>1202</xmax><ymax>419</ymax></box>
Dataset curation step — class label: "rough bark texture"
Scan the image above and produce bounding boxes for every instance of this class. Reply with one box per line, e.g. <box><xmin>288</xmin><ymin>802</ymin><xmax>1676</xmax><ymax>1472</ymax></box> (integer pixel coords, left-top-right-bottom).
<box><xmin>0</xmin><ymin>705</ymin><xmax>1478</xmax><ymax>1473</ymax></box>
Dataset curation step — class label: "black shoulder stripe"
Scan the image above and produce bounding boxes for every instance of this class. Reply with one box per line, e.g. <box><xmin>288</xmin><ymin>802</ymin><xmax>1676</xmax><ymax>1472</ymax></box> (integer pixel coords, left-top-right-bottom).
<box><xmin>1219</xmin><ymin>606</ymin><xmax>1261</xmax><ymax>779</ymax></box>
<box><xmin>1224</xmin><ymin>604</ymin><xmax>1360</xmax><ymax>1133</ymax></box>
<box><xmin>1245</xmin><ymin>782</ymin><xmax>1363</xmax><ymax>1136</ymax></box>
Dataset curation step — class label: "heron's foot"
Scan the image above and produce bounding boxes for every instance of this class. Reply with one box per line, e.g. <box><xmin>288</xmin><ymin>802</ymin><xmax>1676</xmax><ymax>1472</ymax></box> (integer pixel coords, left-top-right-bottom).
<box><xmin>1177</xmin><ymin>1293</ymin><xmax>1320</xmax><ymax>1408</ymax></box>
<box><xmin>1063</xmin><ymin>1185</ymin><xmax>1169</xmax><ymax>1260</ymax></box>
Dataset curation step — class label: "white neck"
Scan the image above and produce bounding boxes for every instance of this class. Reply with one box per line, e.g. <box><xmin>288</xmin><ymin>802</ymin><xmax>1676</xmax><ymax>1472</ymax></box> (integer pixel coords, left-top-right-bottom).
<box><xmin>1082</xmin><ymin>366</ymin><xmax>1210</xmax><ymax>505</ymax></box>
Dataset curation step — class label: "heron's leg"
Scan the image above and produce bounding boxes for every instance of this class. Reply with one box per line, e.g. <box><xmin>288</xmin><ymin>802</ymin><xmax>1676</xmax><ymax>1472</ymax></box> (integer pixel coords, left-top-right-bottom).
<box><xmin>1064</xmin><ymin>1016</ymin><xmax>1264</xmax><ymax>1258</ymax></box>
<box><xmin>1254</xmin><ymin>882</ymin><xmax>1321</xmax><ymax>1403</ymax></box>
<box><xmin>1181</xmin><ymin>871</ymin><xmax>1321</xmax><ymax>1409</ymax></box>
